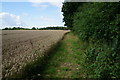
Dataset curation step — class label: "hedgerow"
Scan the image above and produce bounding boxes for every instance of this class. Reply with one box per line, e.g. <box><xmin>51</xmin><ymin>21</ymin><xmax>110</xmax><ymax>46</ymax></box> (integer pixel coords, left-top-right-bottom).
<box><xmin>62</xmin><ymin>2</ymin><xmax>120</xmax><ymax>78</ymax></box>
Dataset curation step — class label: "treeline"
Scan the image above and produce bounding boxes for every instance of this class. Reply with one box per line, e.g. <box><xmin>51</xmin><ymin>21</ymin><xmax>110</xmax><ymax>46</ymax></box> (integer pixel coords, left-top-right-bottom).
<box><xmin>62</xmin><ymin>2</ymin><xmax>120</xmax><ymax>78</ymax></box>
<box><xmin>2</xmin><ymin>26</ymin><xmax>68</xmax><ymax>30</ymax></box>
<box><xmin>39</xmin><ymin>27</ymin><xmax>68</xmax><ymax>30</ymax></box>
<box><xmin>2</xmin><ymin>27</ymin><xmax>30</xmax><ymax>30</ymax></box>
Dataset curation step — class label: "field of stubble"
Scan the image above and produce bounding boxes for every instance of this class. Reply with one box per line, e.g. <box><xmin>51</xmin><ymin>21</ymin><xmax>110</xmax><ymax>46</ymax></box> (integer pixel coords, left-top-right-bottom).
<box><xmin>2</xmin><ymin>30</ymin><xmax>69</xmax><ymax>77</ymax></box>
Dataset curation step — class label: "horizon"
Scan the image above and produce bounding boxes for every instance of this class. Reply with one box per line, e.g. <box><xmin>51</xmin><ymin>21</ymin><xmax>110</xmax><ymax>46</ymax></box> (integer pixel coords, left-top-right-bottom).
<box><xmin>0</xmin><ymin>0</ymin><xmax>65</xmax><ymax>29</ymax></box>
<box><xmin>1</xmin><ymin>25</ymin><xmax>67</xmax><ymax>29</ymax></box>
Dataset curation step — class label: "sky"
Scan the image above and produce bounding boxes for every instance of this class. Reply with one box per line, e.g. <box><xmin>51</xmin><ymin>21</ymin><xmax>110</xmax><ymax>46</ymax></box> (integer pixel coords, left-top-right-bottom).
<box><xmin>0</xmin><ymin>0</ymin><xmax>65</xmax><ymax>29</ymax></box>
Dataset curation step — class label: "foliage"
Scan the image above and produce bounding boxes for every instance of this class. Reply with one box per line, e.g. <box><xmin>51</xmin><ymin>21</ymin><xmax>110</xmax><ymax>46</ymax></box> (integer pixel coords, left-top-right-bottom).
<box><xmin>62</xmin><ymin>2</ymin><xmax>83</xmax><ymax>29</ymax></box>
<box><xmin>73</xmin><ymin>2</ymin><xmax>120</xmax><ymax>42</ymax></box>
<box><xmin>39</xmin><ymin>27</ymin><xmax>68</xmax><ymax>30</ymax></box>
<box><xmin>2</xmin><ymin>27</ymin><xmax>30</xmax><ymax>30</ymax></box>
<box><xmin>32</xmin><ymin>27</ymin><xmax>36</xmax><ymax>30</ymax></box>
<box><xmin>2</xmin><ymin>26</ymin><xmax>68</xmax><ymax>30</ymax></box>
<box><xmin>62</xmin><ymin>2</ymin><xmax>120</xmax><ymax>78</ymax></box>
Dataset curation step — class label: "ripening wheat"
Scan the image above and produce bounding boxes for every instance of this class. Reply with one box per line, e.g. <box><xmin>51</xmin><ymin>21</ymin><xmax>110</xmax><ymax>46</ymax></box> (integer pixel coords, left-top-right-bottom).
<box><xmin>2</xmin><ymin>30</ymin><xmax>69</xmax><ymax>77</ymax></box>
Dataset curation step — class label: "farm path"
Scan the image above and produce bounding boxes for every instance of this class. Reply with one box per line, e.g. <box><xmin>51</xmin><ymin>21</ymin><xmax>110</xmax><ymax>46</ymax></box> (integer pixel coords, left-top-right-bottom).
<box><xmin>34</xmin><ymin>33</ymin><xmax>86</xmax><ymax>78</ymax></box>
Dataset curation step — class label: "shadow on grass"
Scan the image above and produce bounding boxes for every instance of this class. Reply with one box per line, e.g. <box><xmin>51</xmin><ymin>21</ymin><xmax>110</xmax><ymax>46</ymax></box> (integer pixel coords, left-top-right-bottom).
<box><xmin>11</xmin><ymin>32</ymin><xmax>69</xmax><ymax>79</ymax></box>
<box><xmin>24</xmin><ymin>41</ymin><xmax>63</xmax><ymax>79</ymax></box>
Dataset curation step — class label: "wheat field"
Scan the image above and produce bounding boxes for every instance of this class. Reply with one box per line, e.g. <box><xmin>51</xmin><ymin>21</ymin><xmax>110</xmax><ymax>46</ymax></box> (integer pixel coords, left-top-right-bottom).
<box><xmin>2</xmin><ymin>30</ymin><xmax>69</xmax><ymax>77</ymax></box>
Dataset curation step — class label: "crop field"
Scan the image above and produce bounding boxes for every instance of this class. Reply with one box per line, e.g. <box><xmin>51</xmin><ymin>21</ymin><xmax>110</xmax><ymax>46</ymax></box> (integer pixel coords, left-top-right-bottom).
<box><xmin>2</xmin><ymin>30</ymin><xmax>69</xmax><ymax>77</ymax></box>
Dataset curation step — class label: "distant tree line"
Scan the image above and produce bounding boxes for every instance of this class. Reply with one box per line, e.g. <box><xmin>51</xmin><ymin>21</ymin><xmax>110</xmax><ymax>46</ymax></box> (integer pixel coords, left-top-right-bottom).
<box><xmin>39</xmin><ymin>27</ymin><xmax>68</xmax><ymax>30</ymax></box>
<box><xmin>2</xmin><ymin>27</ymin><xmax>30</xmax><ymax>30</ymax></box>
<box><xmin>2</xmin><ymin>26</ymin><xmax>68</xmax><ymax>30</ymax></box>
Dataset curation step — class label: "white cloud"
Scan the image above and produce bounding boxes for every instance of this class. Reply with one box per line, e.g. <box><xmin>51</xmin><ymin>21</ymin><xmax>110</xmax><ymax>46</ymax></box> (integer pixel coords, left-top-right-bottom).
<box><xmin>0</xmin><ymin>12</ymin><xmax>26</xmax><ymax>28</ymax></box>
<box><xmin>28</xmin><ymin>0</ymin><xmax>64</xmax><ymax>8</ymax></box>
<box><xmin>32</xmin><ymin>3</ymin><xmax>49</xmax><ymax>8</ymax></box>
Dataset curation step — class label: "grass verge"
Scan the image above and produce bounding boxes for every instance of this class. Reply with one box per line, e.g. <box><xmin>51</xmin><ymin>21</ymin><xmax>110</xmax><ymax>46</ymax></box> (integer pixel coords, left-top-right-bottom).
<box><xmin>9</xmin><ymin>32</ymin><xmax>88</xmax><ymax>79</ymax></box>
<box><xmin>32</xmin><ymin>32</ymin><xmax>87</xmax><ymax>78</ymax></box>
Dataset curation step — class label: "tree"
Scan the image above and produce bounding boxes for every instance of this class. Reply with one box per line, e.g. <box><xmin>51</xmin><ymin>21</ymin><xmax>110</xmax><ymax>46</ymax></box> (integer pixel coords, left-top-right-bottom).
<box><xmin>32</xmin><ymin>27</ymin><xmax>36</xmax><ymax>30</ymax></box>
<box><xmin>3</xmin><ymin>27</ymin><xmax>8</xmax><ymax>30</ymax></box>
<box><xmin>62</xmin><ymin>2</ymin><xmax>84</xmax><ymax>30</ymax></box>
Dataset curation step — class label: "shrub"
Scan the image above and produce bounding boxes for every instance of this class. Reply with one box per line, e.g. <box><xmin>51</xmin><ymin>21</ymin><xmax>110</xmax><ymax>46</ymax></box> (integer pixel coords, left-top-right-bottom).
<box><xmin>62</xmin><ymin>2</ymin><xmax>120</xmax><ymax>78</ymax></box>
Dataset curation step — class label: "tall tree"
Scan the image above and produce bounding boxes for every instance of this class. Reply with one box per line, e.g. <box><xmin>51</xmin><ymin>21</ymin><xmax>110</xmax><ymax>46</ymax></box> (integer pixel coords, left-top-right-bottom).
<box><xmin>62</xmin><ymin>2</ymin><xmax>82</xmax><ymax>29</ymax></box>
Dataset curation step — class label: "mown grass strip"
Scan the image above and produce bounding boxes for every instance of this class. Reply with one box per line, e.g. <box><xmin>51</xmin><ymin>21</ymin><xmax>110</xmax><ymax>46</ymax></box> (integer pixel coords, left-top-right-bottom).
<box><xmin>32</xmin><ymin>32</ymin><xmax>87</xmax><ymax>78</ymax></box>
<box><xmin>9</xmin><ymin>32</ymin><xmax>87</xmax><ymax>79</ymax></box>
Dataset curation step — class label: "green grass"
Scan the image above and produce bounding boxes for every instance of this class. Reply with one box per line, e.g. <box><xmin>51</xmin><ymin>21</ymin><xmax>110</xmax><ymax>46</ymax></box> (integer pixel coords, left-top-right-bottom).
<box><xmin>11</xmin><ymin>32</ymin><xmax>87</xmax><ymax>79</ymax></box>
<box><xmin>32</xmin><ymin>32</ymin><xmax>87</xmax><ymax>78</ymax></box>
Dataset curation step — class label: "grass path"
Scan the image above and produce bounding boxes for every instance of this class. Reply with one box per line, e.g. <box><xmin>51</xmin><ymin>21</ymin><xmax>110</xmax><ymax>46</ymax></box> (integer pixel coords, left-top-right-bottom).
<box><xmin>37</xmin><ymin>32</ymin><xmax>86</xmax><ymax>78</ymax></box>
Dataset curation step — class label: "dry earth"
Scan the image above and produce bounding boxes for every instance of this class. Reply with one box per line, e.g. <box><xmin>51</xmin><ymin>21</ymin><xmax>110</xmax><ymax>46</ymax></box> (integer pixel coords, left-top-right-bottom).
<box><xmin>2</xmin><ymin>30</ymin><xmax>69</xmax><ymax>77</ymax></box>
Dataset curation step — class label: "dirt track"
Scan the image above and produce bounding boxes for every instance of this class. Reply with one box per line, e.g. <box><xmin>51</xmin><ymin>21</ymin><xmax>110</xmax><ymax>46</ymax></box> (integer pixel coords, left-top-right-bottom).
<box><xmin>2</xmin><ymin>30</ymin><xmax>69</xmax><ymax>77</ymax></box>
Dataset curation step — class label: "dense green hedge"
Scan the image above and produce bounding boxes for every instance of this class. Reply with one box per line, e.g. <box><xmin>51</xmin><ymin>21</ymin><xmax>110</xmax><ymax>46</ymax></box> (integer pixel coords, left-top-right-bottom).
<box><xmin>62</xmin><ymin>2</ymin><xmax>120</xmax><ymax>78</ymax></box>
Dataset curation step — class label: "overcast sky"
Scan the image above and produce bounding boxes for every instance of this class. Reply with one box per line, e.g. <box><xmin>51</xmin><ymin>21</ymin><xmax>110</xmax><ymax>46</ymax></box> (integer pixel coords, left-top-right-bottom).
<box><xmin>0</xmin><ymin>0</ymin><xmax>65</xmax><ymax>29</ymax></box>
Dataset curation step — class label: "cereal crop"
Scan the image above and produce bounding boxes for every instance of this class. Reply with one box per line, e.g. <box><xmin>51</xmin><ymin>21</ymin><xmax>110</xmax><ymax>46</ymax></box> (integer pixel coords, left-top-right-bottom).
<box><xmin>2</xmin><ymin>30</ymin><xmax>69</xmax><ymax>77</ymax></box>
